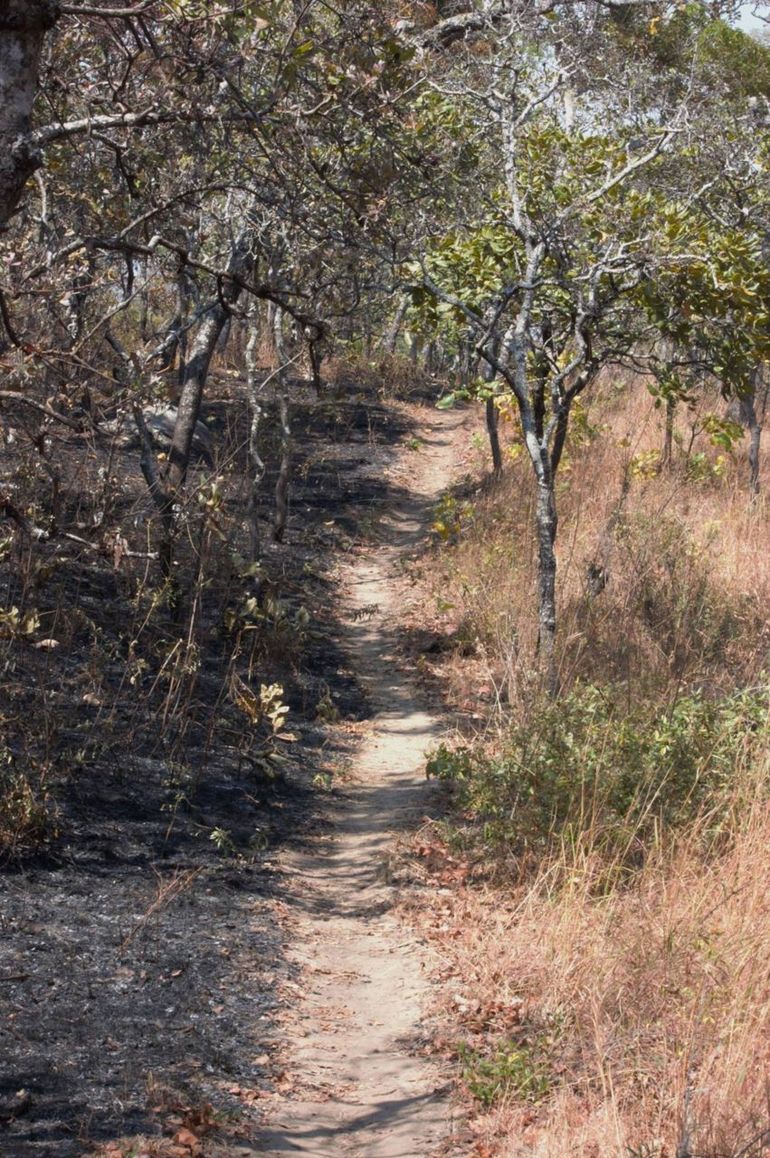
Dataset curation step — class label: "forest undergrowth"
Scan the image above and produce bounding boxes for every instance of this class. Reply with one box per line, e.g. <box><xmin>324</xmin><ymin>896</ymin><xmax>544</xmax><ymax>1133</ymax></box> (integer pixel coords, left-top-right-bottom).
<box><xmin>401</xmin><ymin>377</ymin><xmax>770</xmax><ymax>1158</ymax></box>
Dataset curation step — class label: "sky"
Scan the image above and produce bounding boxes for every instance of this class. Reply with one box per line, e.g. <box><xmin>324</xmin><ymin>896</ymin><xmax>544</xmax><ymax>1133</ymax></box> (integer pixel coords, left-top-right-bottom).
<box><xmin>737</xmin><ymin>2</ymin><xmax>767</xmax><ymax>34</ymax></box>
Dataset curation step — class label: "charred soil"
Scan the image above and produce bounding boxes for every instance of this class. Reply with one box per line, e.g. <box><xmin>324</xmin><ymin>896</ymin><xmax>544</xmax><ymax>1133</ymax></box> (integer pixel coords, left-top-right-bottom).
<box><xmin>0</xmin><ymin>375</ymin><xmax>469</xmax><ymax>1156</ymax></box>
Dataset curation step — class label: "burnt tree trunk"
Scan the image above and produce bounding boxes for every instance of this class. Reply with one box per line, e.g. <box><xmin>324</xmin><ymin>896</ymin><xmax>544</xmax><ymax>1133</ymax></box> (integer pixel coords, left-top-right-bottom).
<box><xmin>0</xmin><ymin>2</ymin><xmax>59</xmax><ymax>231</ymax></box>
<box><xmin>308</xmin><ymin>336</ymin><xmax>324</xmax><ymax>398</ymax></box>
<box><xmin>245</xmin><ymin>304</ymin><xmax>266</xmax><ymax>560</ymax></box>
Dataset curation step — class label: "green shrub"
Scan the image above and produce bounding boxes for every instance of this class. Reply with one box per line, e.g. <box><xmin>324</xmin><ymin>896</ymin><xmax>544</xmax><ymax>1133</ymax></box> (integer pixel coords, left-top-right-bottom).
<box><xmin>427</xmin><ymin>684</ymin><xmax>769</xmax><ymax>864</ymax></box>
<box><xmin>458</xmin><ymin>1037</ymin><xmax>551</xmax><ymax>1106</ymax></box>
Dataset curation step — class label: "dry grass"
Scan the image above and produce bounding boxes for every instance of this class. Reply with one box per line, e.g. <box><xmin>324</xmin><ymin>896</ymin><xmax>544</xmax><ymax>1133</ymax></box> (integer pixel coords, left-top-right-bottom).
<box><xmin>407</xmin><ymin>375</ymin><xmax>770</xmax><ymax>1155</ymax></box>
<box><xmin>325</xmin><ymin>350</ymin><xmax>436</xmax><ymax>400</ymax></box>
<box><xmin>409</xmin><ymin>747</ymin><xmax>770</xmax><ymax>1156</ymax></box>
<box><xmin>427</xmin><ymin>378</ymin><xmax>770</xmax><ymax>709</ymax></box>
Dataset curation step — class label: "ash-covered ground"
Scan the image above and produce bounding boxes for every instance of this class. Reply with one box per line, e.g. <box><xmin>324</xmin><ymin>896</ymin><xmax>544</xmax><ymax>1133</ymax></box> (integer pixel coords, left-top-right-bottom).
<box><xmin>0</xmin><ymin>378</ymin><xmax>427</xmax><ymax>1155</ymax></box>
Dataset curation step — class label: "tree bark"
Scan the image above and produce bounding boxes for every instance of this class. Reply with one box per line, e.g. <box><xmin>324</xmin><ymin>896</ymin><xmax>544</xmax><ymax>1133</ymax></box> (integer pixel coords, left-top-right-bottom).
<box><xmin>271</xmin><ymin>305</ymin><xmax>292</xmax><ymax>544</ymax></box>
<box><xmin>739</xmin><ymin>379</ymin><xmax>762</xmax><ymax>498</ymax></box>
<box><xmin>382</xmin><ymin>298</ymin><xmax>408</xmax><ymax>355</ymax></box>
<box><xmin>0</xmin><ymin>2</ymin><xmax>60</xmax><ymax>231</ymax></box>
<box><xmin>308</xmin><ymin>335</ymin><xmax>324</xmax><ymax>397</ymax></box>
<box><xmin>482</xmin><ymin>340</ymin><xmax>503</xmax><ymax>477</ymax></box>
<box><xmin>535</xmin><ymin>474</ymin><xmax>559</xmax><ymax>696</ymax></box>
<box><xmin>662</xmin><ymin>394</ymin><xmax>675</xmax><ymax>470</ymax></box>
<box><xmin>164</xmin><ymin>232</ymin><xmax>253</xmax><ymax>493</ymax></box>
<box><xmin>245</xmin><ymin>304</ymin><xmax>266</xmax><ymax>560</ymax></box>
<box><xmin>485</xmin><ymin>394</ymin><xmax>503</xmax><ymax>478</ymax></box>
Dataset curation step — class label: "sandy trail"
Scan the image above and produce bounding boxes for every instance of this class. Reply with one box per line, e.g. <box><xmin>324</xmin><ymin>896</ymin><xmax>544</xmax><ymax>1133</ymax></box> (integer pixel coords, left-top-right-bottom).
<box><xmin>257</xmin><ymin>409</ymin><xmax>464</xmax><ymax>1157</ymax></box>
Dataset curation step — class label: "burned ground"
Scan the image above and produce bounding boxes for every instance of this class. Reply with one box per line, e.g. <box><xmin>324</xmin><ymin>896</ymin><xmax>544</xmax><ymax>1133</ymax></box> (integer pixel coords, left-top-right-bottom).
<box><xmin>0</xmin><ymin>376</ymin><xmax>427</xmax><ymax>1156</ymax></box>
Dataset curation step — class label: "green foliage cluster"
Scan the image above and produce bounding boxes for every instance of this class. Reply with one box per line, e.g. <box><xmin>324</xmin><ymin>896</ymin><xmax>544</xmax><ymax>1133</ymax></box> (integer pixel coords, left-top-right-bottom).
<box><xmin>427</xmin><ymin>684</ymin><xmax>769</xmax><ymax>864</ymax></box>
<box><xmin>458</xmin><ymin>1037</ymin><xmax>551</xmax><ymax>1107</ymax></box>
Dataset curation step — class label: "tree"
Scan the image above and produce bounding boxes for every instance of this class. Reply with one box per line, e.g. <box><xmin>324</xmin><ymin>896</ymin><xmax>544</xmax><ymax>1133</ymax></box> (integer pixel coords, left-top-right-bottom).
<box><xmin>0</xmin><ymin>2</ymin><xmax>59</xmax><ymax>231</ymax></box>
<box><xmin>1</xmin><ymin>1</ymin><xmax>431</xmax><ymax>605</ymax></box>
<box><xmin>406</xmin><ymin>2</ymin><xmax>769</xmax><ymax>691</ymax></box>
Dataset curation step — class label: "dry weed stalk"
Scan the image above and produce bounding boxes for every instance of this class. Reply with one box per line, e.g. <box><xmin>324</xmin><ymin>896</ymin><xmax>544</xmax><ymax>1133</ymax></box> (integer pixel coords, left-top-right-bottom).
<box><xmin>120</xmin><ymin>867</ymin><xmax>202</xmax><ymax>952</ymax></box>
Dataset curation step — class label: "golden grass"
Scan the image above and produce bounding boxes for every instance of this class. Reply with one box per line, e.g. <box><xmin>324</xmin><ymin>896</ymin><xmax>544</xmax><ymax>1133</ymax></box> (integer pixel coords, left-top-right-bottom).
<box><xmin>408</xmin><ymin>376</ymin><xmax>770</xmax><ymax>1155</ymax></box>
<box><xmin>429</xmin><ymin>379</ymin><xmax>770</xmax><ymax>709</ymax></box>
<box><xmin>410</xmin><ymin>749</ymin><xmax>770</xmax><ymax>1155</ymax></box>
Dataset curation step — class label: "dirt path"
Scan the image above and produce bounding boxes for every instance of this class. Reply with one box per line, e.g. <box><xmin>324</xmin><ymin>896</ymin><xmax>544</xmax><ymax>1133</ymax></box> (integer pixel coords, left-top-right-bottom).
<box><xmin>258</xmin><ymin>408</ymin><xmax>465</xmax><ymax>1157</ymax></box>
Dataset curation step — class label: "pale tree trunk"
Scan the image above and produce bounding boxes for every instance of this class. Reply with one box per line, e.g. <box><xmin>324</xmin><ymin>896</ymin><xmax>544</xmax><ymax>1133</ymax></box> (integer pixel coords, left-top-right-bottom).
<box><xmin>245</xmin><ymin>302</ymin><xmax>266</xmax><ymax>560</ymax></box>
<box><xmin>165</xmin><ymin>232</ymin><xmax>253</xmax><ymax>493</ymax></box>
<box><xmin>271</xmin><ymin>305</ymin><xmax>292</xmax><ymax>544</ymax></box>
<box><xmin>0</xmin><ymin>2</ymin><xmax>59</xmax><ymax>232</ymax></box>
<box><xmin>740</xmin><ymin>372</ymin><xmax>763</xmax><ymax>498</ymax></box>
<box><xmin>535</xmin><ymin>472</ymin><xmax>559</xmax><ymax>697</ymax></box>
<box><xmin>151</xmin><ymin>230</ymin><xmax>253</xmax><ymax>607</ymax></box>
<box><xmin>382</xmin><ymin>298</ymin><xmax>408</xmax><ymax>355</ymax></box>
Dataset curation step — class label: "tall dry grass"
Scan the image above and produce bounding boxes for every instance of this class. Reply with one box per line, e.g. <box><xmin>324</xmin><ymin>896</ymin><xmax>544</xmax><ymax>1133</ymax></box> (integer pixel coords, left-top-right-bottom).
<box><xmin>411</xmin><ymin>376</ymin><xmax>770</xmax><ymax>1155</ymax></box>
<box><xmin>434</xmin><ymin>378</ymin><xmax>769</xmax><ymax>708</ymax></box>
<box><xmin>426</xmin><ymin>744</ymin><xmax>770</xmax><ymax>1156</ymax></box>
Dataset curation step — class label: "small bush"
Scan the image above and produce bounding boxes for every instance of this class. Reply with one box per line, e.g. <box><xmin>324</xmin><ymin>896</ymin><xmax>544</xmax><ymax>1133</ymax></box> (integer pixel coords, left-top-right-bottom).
<box><xmin>459</xmin><ymin>1037</ymin><xmax>551</xmax><ymax>1107</ymax></box>
<box><xmin>0</xmin><ymin>749</ymin><xmax>59</xmax><ymax>856</ymax></box>
<box><xmin>428</xmin><ymin>683</ymin><xmax>769</xmax><ymax>866</ymax></box>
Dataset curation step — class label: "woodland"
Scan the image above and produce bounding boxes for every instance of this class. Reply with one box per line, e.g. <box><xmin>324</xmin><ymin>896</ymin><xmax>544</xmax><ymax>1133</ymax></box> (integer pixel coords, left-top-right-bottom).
<box><xmin>1</xmin><ymin>0</ymin><xmax>770</xmax><ymax>1155</ymax></box>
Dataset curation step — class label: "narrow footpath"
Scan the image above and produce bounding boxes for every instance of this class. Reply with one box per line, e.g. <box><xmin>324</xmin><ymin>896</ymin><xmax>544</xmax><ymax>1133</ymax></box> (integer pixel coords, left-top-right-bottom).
<box><xmin>258</xmin><ymin>408</ymin><xmax>466</xmax><ymax>1157</ymax></box>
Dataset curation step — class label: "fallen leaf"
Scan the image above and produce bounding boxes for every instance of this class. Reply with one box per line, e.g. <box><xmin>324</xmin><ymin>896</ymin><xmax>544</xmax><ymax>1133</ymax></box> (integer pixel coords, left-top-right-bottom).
<box><xmin>173</xmin><ymin>1127</ymin><xmax>199</xmax><ymax>1147</ymax></box>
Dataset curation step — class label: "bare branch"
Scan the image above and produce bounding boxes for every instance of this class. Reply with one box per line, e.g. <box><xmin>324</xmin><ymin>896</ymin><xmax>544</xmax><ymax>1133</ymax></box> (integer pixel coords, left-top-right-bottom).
<box><xmin>60</xmin><ymin>1</ymin><xmax>157</xmax><ymax>15</ymax></box>
<box><xmin>30</xmin><ymin>108</ymin><xmax>258</xmax><ymax>149</ymax></box>
<box><xmin>579</xmin><ymin>129</ymin><xmax>678</xmax><ymax>211</ymax></box>
<box><xmin>0</xmin><ymin>391</ymin><xmax>82</xmax><ymax>430</ymax></box>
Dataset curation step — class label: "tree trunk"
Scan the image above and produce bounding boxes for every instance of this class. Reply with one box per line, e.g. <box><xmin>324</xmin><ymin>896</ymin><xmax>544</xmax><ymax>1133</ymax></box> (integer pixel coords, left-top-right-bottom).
<box><xmin>271</xmin><ymin>306</ymin><xmax>292</xmax><ymax>544</ymax></box>
<box><xmin>273</xmin><ymin>389</ymin><xmax>291</xmax><ymax>543</ymax></box>
<box><xmin>481</xmin><ymin>340</ymin><xmax>503</xmax><ymax>477</ymax></box>
<box><xmin>165</xmin><ymin>233</ymin><xmax>253</xmax><ymax>493</ymax></box>
<box><xmin>152</xmin><ymin>231</ymin><xmax>253</xmax><ymax>611</ymax></box>
<box><xmin>245</xmin><ymin>305</ymin><xmax>266</xmax><ymax>560</ymax></box>
<box><xmin>485</xmin><ymin>394</ymin><xmax>503</xmax><ymax>478</ymax></box>
<box><xmin>382</xmin><ymin>298</ymin><xmax>408</xmax><ymax>355</ymax></box>
<box><xmin>308</xmin><ymin>336</ymin><xmax>324</xmax><ymax>398</ymax></box>
<box><xmin>0</xmin><ymin>2</ymin><xmax>59</xmax><ymax>231</ymax></box>
<box><xmin>535</xmin><ymin>474</ymin><xmax>559</xmax><ymax>696</ymax></box>
<box><xmin>739</xmin><ymin>381</ymin><xmax>762</xmax><ymax>498</ymax></box>
<box><xmin>662</xmin><ymin>394</ymin><xmax>675</xmax><ymax>470</ymax></box>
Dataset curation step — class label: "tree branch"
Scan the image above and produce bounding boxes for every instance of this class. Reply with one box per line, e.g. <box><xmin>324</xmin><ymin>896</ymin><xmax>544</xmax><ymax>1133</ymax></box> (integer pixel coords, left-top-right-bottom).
<box><xmin>30</xmin><ymin>107</ymin><xmax>258</xmax><ymax>149</ymax></box>
<box><xmin>60</xmin><ymin>2</ymin><xmax>157</xmax><ymax>15</ymax></box>
<box><xmin>0</xmin><ymin>391</ymin><xmax>82</xmax><ymax>430</ymax></box>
